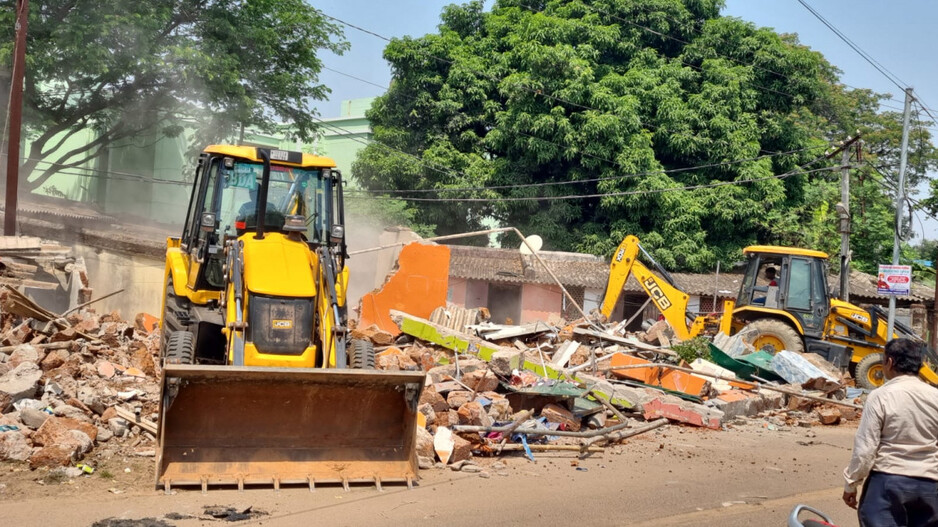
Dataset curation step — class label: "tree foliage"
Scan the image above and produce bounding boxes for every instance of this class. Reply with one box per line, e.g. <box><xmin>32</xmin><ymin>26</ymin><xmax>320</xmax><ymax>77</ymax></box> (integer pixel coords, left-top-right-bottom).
<box><xmin>0</xmin><ymin>0</ymin><xmax>346</xmax><ymax>191</ymax></box>
<box><xmin>353</xmin><ymin>0</ymin><xmax>937</xmax><ymax>272</ymax></box>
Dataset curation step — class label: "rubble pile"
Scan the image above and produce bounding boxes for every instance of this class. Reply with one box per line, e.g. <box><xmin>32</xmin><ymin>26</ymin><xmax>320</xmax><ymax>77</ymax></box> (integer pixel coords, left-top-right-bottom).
<box><xmin>356</xmin><ymin>305</ymin><xmax>863</xmax><ymax>471</ymax></box>
<box><xmin>0</xmin><ymin>285</ymin><xmax>161</xmax><ymax>474</ymax></box>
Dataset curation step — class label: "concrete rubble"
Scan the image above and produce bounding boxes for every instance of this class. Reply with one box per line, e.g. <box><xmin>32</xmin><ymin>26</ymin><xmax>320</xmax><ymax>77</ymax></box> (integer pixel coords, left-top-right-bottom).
<box><xmin>354</xmin><ymin>292</ymin><xmax>865</xmax><ymax>472</ymax></box>
<box><xmin>0</xmin><ymin>285</ymin><xmax>161</xmax><ymax>475</ymax></box>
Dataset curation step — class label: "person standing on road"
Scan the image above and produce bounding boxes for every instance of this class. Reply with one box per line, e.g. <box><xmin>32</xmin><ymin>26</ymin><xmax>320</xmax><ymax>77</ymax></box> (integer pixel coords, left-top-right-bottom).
<box><xmin>842</xmin><ymin>338</ymin><xmax>938</xmax><ymax>526</ymax></box>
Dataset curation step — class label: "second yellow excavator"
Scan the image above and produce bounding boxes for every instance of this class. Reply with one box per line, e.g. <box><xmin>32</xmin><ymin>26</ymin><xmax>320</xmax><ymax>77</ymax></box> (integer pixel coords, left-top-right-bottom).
<box><xmin>600</xmin><ymin>235</ymin><xmax>938</xmax><ymax>390</ymax></box>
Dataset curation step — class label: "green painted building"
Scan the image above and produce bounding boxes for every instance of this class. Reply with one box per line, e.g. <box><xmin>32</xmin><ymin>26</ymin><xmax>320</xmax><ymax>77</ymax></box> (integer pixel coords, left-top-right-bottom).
<box><xmin>27</xmin><ymin>98</ymin><xmax>376</xmax><ymax>225</ymax></box>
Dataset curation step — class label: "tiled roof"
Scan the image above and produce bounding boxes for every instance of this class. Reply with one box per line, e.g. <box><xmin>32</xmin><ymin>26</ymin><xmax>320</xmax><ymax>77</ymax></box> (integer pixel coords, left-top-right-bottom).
<box><xmin>830</xmin><ymin>269</ymin><xmax>932</xmax><ymax>303</ymax></box>
<box><xmin>447</xmin><ymin>244</ymin><xmax>934</xmax><ymax>305</ymax></box>
<box><xmin>447</xmin><ymin>245</ymin><xmax>743</xmax><ymax>296</ymax></box>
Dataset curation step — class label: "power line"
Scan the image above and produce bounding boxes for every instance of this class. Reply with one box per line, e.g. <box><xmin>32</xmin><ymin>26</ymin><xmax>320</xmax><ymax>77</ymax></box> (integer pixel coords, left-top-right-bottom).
<box><xmin>866</xmin><ymin>161</ymin><xmax>938</xmax><ymax>225</ymax></box>
<box><xmin>316</xmin><ymin>107</ymin><xmax>827</xmax><ymax>195</ymax></box>
<box><xmin>319</xmin><ymin>62</ymin><xmax>829</xmax><ymax>193</ymax></box>
<box><xmin>348</xmin><ymin>166</ymin><xmax>835</xmax><ymax>203</ymax></box>
<box><xmin>624</xmin><ymin>0</ymin><xmax>907</xmax><ymax>106</ymax></box>
<box><xmin>1</xmin><ymin>153</ymin><xmax>191</xmax><ymax>186</ymax></box>
<box><xmin>321</xmin><ymin>67</ymin><xmax>387</xmax><ymax>90</ymax></box>
<box><xmin>795</xmin><ymin>0</ymin><xmax>908</xmax><ymax>92</ymax></box>
<box><xmin>347</xmin><ymin>145</ymin><xmax>826</xmax><ymax>194</ymax></box>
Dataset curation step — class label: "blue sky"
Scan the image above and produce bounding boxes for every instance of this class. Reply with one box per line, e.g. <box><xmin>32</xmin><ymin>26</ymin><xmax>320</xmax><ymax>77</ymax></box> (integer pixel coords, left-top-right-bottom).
<box><xmin>312</xmin><ymin>0</ymin><xmax>938</xmax><ymax>241</ymax></box>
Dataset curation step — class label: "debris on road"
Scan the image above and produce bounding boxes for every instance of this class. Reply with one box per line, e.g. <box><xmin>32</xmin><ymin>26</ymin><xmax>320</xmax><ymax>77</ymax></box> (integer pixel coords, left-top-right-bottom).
<box><xmin>0</xmin><ymin>284</ymin><xmax>162</xmax><ymax>474</ymax></box>
<box><xmin>352</xmin><ymin>297</ymin><xmax>865</xmax><ymax>471</ymax></box>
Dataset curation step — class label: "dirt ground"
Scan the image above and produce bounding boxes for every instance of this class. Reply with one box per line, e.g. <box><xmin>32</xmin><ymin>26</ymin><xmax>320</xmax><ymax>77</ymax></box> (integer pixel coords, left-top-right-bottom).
<box><xmin>0</xmin><ymin>421</ymin><xmax>861</xmax><ymax>527</ymax></box>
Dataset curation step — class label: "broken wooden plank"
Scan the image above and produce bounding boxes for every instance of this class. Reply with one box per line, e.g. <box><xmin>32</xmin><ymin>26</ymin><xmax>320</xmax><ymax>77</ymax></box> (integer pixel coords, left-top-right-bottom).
<box><xmin>481</xmin><ymin>321</ymin><xmax>555</xmax><ymax>342</ymax></box>
<box><xmin>114</xmin><ymin>407</ymin><xmax>159</xmax><ymax>435</ymax></box>
<box><xmin>550</xmin><ymin>340</ymin><xmax>580</xmax><ymax>368</ymax></box>
<box><xmin>573</xmin><ymin>327</ymin><xmax>677</xmax><ymax>356</ymax></box>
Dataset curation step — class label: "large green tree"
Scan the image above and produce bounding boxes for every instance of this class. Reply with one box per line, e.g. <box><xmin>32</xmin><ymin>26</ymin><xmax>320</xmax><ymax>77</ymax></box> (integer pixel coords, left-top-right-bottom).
<box><xmin>354</xmin><ymin>0</ymin><xmax>936</xmax><ymax>272</ymax></box>
<box><xmin>0</xmin><ymin>0</ymin><xmax>346</xmax><ymax>191</ymax></box>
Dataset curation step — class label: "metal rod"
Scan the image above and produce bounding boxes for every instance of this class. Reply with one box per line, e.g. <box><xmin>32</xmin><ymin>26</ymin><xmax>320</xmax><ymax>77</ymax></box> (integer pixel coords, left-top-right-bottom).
<box><xmin>498</xmin><ymin>444</ymin><xmax>605</xmax><ymax>453</ymax></box>
<box><xmin>348</xmin><ymin>227</ymin><xmax>514</xmax><ymax>255</ymax></box>
<box><xmin>349</xmin><ymin>226</ymin><xmax>595</xmax><ymax>326</ymax></box>
<box><xmin>60</xmin><ymin>288</ymin><xmax>125</xmax><ymax>317</ymax></box>
<box><xmin>581</xmin><ymin>417</ymin><xmax>668</xmax><ymax>448</ymax></box>
<box><xmin>452</xmin><ymin>418</ymin><xmax>633</xmax><ymax>438</ymax></box>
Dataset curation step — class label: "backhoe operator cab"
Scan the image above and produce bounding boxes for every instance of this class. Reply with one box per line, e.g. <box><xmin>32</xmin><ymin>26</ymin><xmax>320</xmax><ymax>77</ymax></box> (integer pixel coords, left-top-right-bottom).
<box><xmin>162</xmin><ymin>145</ymin><xmax>349</xmax><ymax>368</ymax></box>
<box><xmin>734</xmin><ymin>246</ymin><xmax>834</xmax><ymax>357</ymax></box>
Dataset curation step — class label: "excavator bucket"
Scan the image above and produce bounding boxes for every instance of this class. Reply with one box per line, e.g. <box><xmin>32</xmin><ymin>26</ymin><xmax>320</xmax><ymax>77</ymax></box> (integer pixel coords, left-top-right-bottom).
<box><xmin>156</xmin><ymin>365</ymin><xmax>426</xmax><ymax>492</ymax></box>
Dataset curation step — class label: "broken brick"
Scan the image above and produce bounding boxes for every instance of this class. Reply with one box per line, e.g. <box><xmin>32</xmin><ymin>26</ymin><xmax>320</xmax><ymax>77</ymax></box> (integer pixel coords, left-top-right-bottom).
<box><xmin>33</xmin><ymin>416</ymin><xmax>97</xmax><ymax>446</ymax></box>
<box><xmin>446</xmin><ymin>390</ymin><xmax>472</xmax><ymax>410</ymax></box>
<box><xmin>449</xmin><ymin>433</ymin><xmax>472</xmax><ymax>464</ymax></box>
<box><xmin>462</xmin><ymin>369</ymin><xmax>499</xmax><ymax>393</ymax></box>
<box><xmin>817</xmin><ymin>406</ymin><xmax>842</xmax><ymax>426</ymax></box>
<box><xmin>541</xmin><ymin>403</ymin><xmax>581</xmax><ymax>432</ymax></box>
<box><xmin>456</xmin><ymin>401</ymin><xmax>487</xmax><ymax>426</ymax></box>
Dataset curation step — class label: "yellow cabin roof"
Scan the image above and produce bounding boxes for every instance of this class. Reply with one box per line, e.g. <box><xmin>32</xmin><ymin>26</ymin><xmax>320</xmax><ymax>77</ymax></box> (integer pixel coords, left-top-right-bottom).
<box><xmin>743</xmin><ymin>245</ymin><xmax>829</xmax><ymax>259</ymax></box>
<box><xmin>203</xmin><ymin>145</ymin><xmax>336</xmax><ymax>168</ymax></box>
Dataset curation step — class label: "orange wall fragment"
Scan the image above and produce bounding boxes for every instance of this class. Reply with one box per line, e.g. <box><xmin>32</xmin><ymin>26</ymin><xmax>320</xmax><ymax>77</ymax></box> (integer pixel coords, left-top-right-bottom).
<box><xmin>358</xmin><ymin>242</ymin><xmax>451</xmax><ymax>335</ymax></box>
<box><xmin>609</xmin><ymin>353</ymin><xmax>710</xmax><ymax>398</ymax></box>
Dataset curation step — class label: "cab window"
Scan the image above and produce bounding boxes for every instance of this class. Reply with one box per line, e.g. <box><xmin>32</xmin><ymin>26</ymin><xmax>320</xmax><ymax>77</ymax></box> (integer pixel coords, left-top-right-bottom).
<box><xmin>787</xmin><ymin>258</ymin><xmax>812</xmax><ymax>311</ymax></box>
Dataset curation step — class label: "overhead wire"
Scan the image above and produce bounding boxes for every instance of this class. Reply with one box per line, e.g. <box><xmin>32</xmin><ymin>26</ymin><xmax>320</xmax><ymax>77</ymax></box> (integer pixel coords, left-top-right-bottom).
<box><xmin>318</xmin><ymin>61</ymin><xmax>830</xmax><ymax>194</ymax></box>
<box><xmin>314</xmin><ymin>104</ymin><xmax>828</xmax><ymax>195</ymax></box>
<box><xmin>624</xmin><ymin>0</ymin><xmax>908</xmax><ymax>106</ymax></box>
<box><xmin>346</xmin><ymin>166</ymin><xmax>835</xmax><ymax>203</ymax></box>
<box><xmin>317</xmin><ymin>9</ymin><xmax>891</xmax><ymax>205</ymax></box>
<box><xmin>794</xmin><ymin>0</ymin><xmax>908</xmax><ymax>93</ymax></box>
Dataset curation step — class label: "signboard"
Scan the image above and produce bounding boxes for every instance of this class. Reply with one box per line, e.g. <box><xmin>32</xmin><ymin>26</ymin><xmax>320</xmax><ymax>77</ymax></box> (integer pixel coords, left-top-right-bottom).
<box><xmin>877</xmin><ymin>264</ymin><xmax>912</xmax><ymax>296</ymax></box>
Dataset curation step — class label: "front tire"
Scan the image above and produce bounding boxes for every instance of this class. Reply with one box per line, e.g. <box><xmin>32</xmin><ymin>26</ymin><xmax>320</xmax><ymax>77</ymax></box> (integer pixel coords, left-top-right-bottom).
<box><xmin>165</xmin><ymin>331</ymin><xmax>195</xmax><ymax>365</ymax></box>
<box><xmin>742</xmin><ymin>318</ymin><xmax>804</xmax><ymax>354</ymax></box>
<box><xmin>855</xmin><ymin>353</ymin><xmax>885</xmax><ymax>390</ymax></box>
<box><xmin>349</xmin><ymin>339</ymin><xmax>376</xmax><ymax>369</ymax></box>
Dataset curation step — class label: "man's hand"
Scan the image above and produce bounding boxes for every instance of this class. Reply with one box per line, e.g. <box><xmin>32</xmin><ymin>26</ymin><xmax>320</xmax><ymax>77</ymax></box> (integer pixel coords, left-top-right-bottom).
<box><xmin>843</xmin><ymin>490</ymin><xmax>858</xmax><ymax>509</ymax></box>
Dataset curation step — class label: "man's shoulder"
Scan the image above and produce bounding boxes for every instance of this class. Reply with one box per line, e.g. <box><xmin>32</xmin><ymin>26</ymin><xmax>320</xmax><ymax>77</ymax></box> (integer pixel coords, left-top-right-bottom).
<box><xmin>879</xmin><ymin>375</ymin><xmax>938</xmax><ymax>399</ymax></box>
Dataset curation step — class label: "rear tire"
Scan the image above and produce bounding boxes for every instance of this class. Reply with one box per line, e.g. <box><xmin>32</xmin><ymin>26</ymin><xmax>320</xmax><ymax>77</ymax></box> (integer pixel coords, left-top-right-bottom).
<box><xmin>742</xmin><ymin>318</ymin><xmax>804</xmax><ymax>354</ymax></box>
<box><xmin>855</xmin><ymin>352</ymin><xmax>885</xmax><ymax>390</ymax></box>
<box><xmin>349</xmin><ymin>339</ymin><xmax>376</xmax><ymax>369</ymax></box>
<box><xmin>165</xmin><ymin>331</ymin><xmax>195</xmax><ymax>365</ymax></box>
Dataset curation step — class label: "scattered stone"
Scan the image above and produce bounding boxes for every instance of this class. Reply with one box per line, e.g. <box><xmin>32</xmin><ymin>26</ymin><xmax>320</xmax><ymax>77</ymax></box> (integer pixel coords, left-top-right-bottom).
<box><xmin>19</xmin><ymin>407</ymin><xmax>49</xmax><ymax>429</ymax></box>
<box><xmin>416</xmin><ymin>426</ymin><xmax>434</xmax><ymax>459</ymax></box>
<box><xmin>0</xmin><ymin>431</ymin><xmax>32</xmax><ymax>461</ymax></box>
<box><xmin>0</xmin><ymin>362</ymin><xmax>43</xmax><ymax>412</ymax></box>
<box><xmin>418</xmin><ymin>456</ymin><xmax>434</xmax><ymax>470</ymax></box>
<box><xmin>817</xmin><ymin>406</ymin><xmax>842</xmax><ymax>426</ymax></box>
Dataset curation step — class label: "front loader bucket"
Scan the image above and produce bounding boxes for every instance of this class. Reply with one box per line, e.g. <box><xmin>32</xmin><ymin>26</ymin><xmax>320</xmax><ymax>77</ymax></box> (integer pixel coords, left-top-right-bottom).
<box><xmin>156</xmin><ymin>365</ymin><xmax>426</xmax><ymax>492</ymax></box>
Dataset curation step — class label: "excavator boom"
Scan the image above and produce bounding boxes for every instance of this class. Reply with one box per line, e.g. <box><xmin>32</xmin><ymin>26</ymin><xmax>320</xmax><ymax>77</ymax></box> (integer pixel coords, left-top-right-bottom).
<box><xmin>600</xmin><ymin>236</ymin><xmax>697</xmax><ymax>340</ymax></box>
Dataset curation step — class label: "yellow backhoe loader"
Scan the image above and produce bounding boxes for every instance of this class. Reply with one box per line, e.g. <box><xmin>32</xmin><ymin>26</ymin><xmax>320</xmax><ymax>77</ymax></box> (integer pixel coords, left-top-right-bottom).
<box><xmin>601</xmin><ymin>235</ymin><xmax>938</xmax><ymax>390</ymax></box>
<box><xmin>156</xmin><ymin>145</ymin><xmax>425</xmax><ymax>492</ymax></box>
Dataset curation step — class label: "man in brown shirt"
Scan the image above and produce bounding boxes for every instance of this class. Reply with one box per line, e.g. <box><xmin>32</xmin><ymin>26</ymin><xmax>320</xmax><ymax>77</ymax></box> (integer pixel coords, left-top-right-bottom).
<box><xmin>843</xmin><ymin>338</ymin><xmax>938</xmax><ymax>526</ymax></box>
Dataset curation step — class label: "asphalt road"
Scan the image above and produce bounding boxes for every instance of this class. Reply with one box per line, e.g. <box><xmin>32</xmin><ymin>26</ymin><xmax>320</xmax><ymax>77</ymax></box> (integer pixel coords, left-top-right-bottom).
<box><xmin>0</xmin><ymin>421</ymin><xmax>861</xmax><ymax>527</ymax></box>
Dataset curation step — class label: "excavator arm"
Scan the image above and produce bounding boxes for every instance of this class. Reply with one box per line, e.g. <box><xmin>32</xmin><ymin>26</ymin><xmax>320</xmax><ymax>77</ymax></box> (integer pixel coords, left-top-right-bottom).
<box><xmin>600</xmin><ymin>236</ymin><xmax>697</xmax><ymax>341</ymax></box>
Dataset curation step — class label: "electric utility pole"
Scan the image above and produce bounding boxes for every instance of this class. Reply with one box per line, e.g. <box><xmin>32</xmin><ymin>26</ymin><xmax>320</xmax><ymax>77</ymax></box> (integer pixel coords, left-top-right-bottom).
<box><xmin>4</xmin><ymin>0</ymin><xmax>28</xmax><ymax>236</ymax></box>
<box><xmin>886</xmin><ymin>87</ymin><xmax>914</xmax><ymax>340</ymax></box>
<box><xmin>825</xmin><ymin>133</ymin><xmax>861</xmax><ymax>302</ymax></box>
